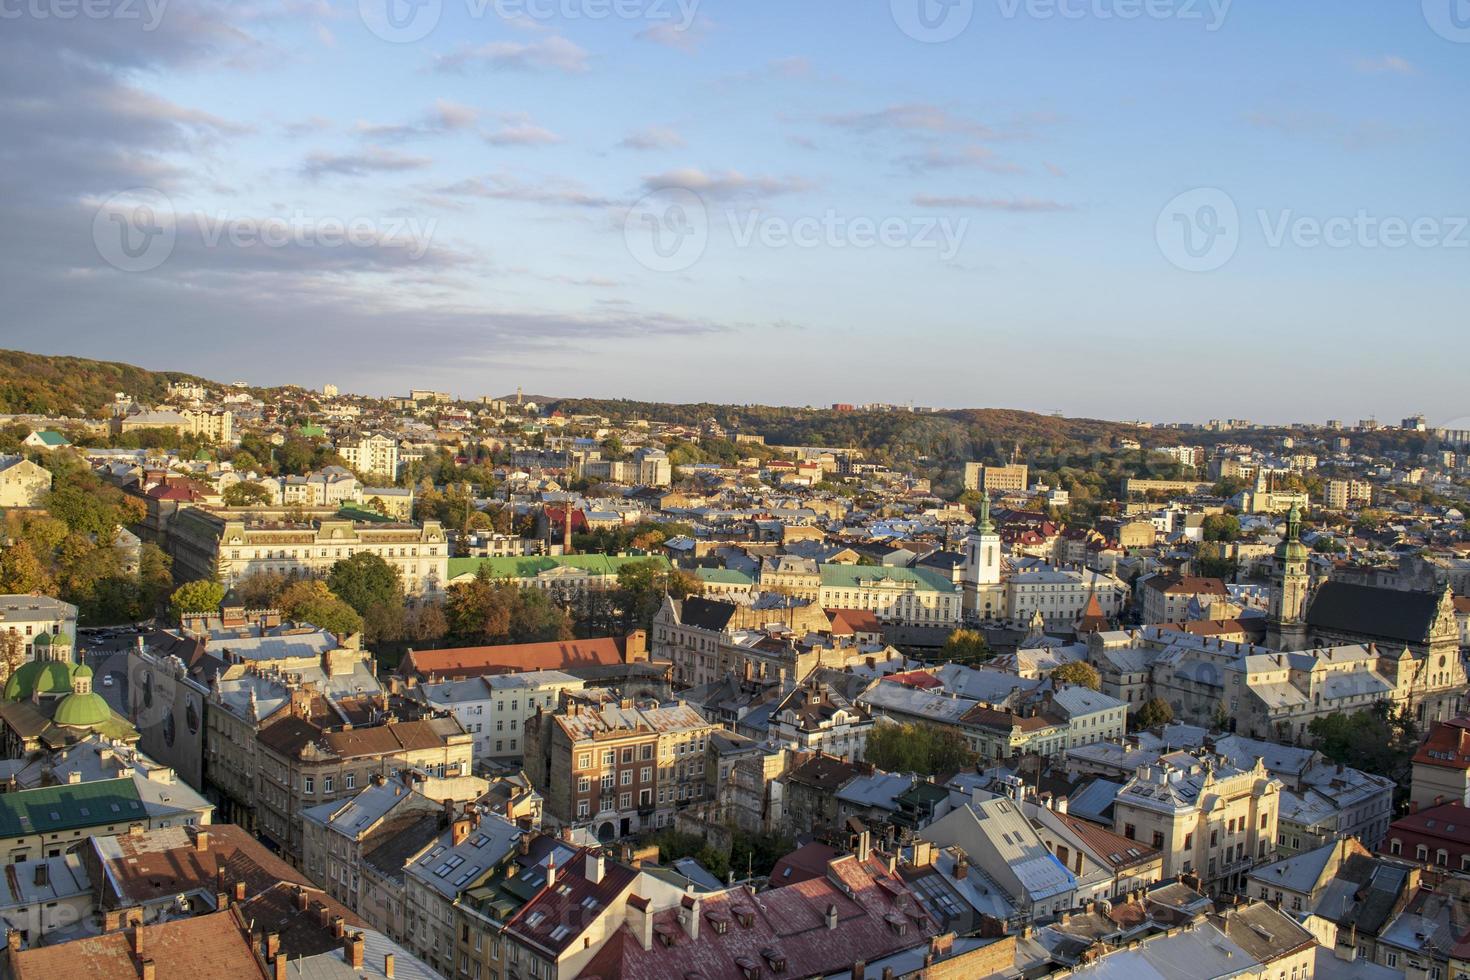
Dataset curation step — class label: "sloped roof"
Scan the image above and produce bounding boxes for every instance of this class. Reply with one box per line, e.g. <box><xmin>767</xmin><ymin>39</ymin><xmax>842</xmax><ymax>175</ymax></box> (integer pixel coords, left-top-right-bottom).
<box><xmin>402</xmin><ymin>637</ymin><xmax>627</xmax><ymax>679</ymax></box>
<box><xmin>1306</xmin><ymin>581</ymin><xmax>1441</xmax><ymax>643</ymax></box>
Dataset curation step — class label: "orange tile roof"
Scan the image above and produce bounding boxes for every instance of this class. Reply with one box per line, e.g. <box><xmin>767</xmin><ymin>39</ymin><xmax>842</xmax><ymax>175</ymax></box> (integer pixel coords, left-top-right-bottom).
<box><xmin>403</xmin><ymin>637</ymin><xmax>627</xmax><ymax>678</ymax></box>
<box><xmin>13</xmin><ymin>908</ymin><xmax>267</xmax><ymax>980</ymax></box>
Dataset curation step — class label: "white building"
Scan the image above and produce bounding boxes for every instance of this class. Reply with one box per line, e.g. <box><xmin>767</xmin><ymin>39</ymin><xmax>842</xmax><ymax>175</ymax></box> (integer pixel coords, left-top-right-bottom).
<box><xmin>412</xmin><ymin>670</ymin><xmax>586</xmax><ymax>767</ymax></box>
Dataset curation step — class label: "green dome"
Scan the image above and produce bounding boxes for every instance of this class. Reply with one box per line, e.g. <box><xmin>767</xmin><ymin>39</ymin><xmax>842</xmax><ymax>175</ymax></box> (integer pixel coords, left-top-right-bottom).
<box><xmin>32</xmin><ymin>633</ymin><xmax>50</xmax><ymax>648</ymax></box>
<box><xmin>52</xmin><ymin>691</ymin><xmax>112</xmax><ymax>729</ymax></box>
<box><xmin>4</xmin><ymin>660</ymin><xmax>79</xmax><ymax>701</ymax></box>
<box><xmin>73</xmin><ymin>663</ymin><xmax>93</xmax><ymax>681</ymax></box>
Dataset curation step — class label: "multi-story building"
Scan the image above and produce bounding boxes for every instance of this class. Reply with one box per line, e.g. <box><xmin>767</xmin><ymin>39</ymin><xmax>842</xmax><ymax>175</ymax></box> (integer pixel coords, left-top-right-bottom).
<box><xmin>1140</xmin><ymin>574</ymin><xmax>1230</xmax><ymax>626</ymax></box>
<box><xmin>254</xmin><ymin>711</ymin><xmax>472</xmax><ymax>860</ymax></box>
<box><xmin>525</xmin><ymin>700</ymin><xmax>716</xmax><ymax>838</ymax></box>
<box><xmin>963</xmin><ymin>462</ymin><xmax>1028</xmax><ymax>493</ymax></box>
<box><xmin>652</xmin><ymin>594</ymin><xmax>830</xmax><ymax>689</ymax></box>
<box><xmin>1325</xmin><ymin>478</ymin><xmax>1374</xmax><ymax>510</ymax></box>
<box><xmin>1111</xmin><ymin>753</ymin><xmax>1280</xmax><ymax>897</ymax></box>
<box><xmin>337</xmin><ymin>433</ymin><xmax>401</xmax><ymax>479</ymax></box>
<box><xmin>767</xmin><ymin>671</ymin><xmax>872</xmax><ymax>760</ymax></box>
<box><xmin>408</xmin><ymin>670</ymin><xmax>584</xmax><ymax>767</ymax></box>
<box><xmin>1410</xmin><ymin>717</ymin><xmax>1470</xmax><ymax>811</ymax></box>
<box><xmin>1005</xmin><ymin>567</ymin><xmax>1127</xmax><ymax>629</ymax></box>
<box><xmin>818</xmin><ymin>565</ymin><xmax>962</xmax><ymax>625</ymax></box>
<box><xmin>0</xmin><ymin>595</ymin><xmax>76</xmax><ymax>659</ymax></box>
<box><xmin>758</xmin><ymin>555</ymin><xmax>821</xmax><ymax>599</ymax></box>
<box><xmin>170</xmin><ymin>509</ymin><xmax>448</xmax><ymax>595</ymax></box>
<box><xmin>0</xmin><ymin>456</ymin><xmax>52</xmax><ymax>508</ymax></box>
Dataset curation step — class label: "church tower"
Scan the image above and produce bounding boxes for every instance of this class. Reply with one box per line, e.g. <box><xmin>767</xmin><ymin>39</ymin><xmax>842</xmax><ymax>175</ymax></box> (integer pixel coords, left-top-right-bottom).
<box><xmin>1267</xmin><ymin>503</ymin><xmax>1310</xmax><ymax>651</ymax></box>
<box><xmin>962</xmin><ymin>493</ymin><xmax>1003</xmax><ymax>620</ymax></box>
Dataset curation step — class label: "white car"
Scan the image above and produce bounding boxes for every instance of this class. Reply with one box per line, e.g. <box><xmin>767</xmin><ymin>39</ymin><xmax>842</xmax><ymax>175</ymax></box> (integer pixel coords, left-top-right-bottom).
<box><xmin>102</xmin><ymin>675</ymin><xmax>115</xmax><ymax>688</ymax></box>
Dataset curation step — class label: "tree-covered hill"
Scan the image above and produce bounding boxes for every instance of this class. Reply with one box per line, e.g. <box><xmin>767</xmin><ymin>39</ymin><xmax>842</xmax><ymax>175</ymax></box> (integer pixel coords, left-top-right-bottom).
<box><xmin>0</xmin><ymin>349</ymin><xmax>206</xmax><ymax>417</ymax></box>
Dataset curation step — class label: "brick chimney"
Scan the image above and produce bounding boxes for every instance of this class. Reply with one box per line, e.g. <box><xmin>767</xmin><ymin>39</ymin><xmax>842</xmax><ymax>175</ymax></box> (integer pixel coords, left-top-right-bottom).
<box><xmin>452</xmin><ymin>816</ymin><xmax>473</xmax><ymax>847</ymax></box>
<box><xmin>266</xmin><ymin>933</ymin><xmax>280</xmax><ymax>959</ymax></box>
<box><xmin>345</xmin><ymin>933</ymin><xmax>364</xmax><ymax>969</ymax></box>
<box><xmin>295</xmin><ymin>886</ymin><xmax>309</xmax><ymax>912</ymax></box>
<box><xmin>953</xmin><ymin>855</ymin><xmax>968</xmax><ymax>881</ymax></box>
<box><xmin>274</xmin><ymin>953</ymin><xmax>287</xmax><ymax>980</ymax></box>
<box><xmin>235</xmin><ymin>881</ymin><xmax>247</xmax><ymax>902</ymax></box>
<box><xmin>140</xmin><ymin>959</ymin><xmax>156</xmax><ymax>980</ymax></box>
<box><xmin>130</xmin><ymin>922</ymin><xmax>145</xmax><ymax>956</ymax></box>
<box><xmin>195</xmin><ymin>830</ymin><xmax>209</xmax><ymax>852</ymax></box>
<box><xmin>384</xmin><ymin>953</ymin><xmax>395</xmax><ymax>979</ymax></box>
<box><xmin>331</xmin><ymin>916</ymin><xmax>345</xmax><ymax>940</ymax></box>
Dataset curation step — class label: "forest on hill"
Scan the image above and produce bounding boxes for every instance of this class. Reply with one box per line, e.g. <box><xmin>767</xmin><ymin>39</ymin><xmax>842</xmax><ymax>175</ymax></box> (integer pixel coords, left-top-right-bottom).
<box><xmin>0</xmin><ymin>349</ymin><xmax>204</xmax><ymax>417</ymax></box>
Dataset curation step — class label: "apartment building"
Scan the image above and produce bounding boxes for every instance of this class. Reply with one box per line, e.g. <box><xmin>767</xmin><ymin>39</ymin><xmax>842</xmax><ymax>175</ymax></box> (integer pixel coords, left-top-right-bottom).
<box><xmin>1325</xmin><ymin>478</ymin><xmax>1374</xmax><ymax>510</ymax></box>
<box><xmin>254</xmin><ymin>712</ymin><xmax>472</xmax><ymax>860</ymax></box>
<box><xmin>0</xmin><ymin>594</ymin><xmax>77</xmax><ymax>658</ymax></box>
<box><xmin>963</xmin><ymin>462</ymin><xmax>1029</xmax><ymax>493</ymax></box>
<box><xmin>409</xmin><ymin>670</ymin><xmax>585</xmax><ymax>767</ymax></box>
<box><xmin>525</xmin><ymin>700</ymin><xmax>716</xmax><ymax>838</ymax></box>
<box><xmin>1005</xmin><ymin>567</ymin><xmax>1128</xmax><ymax>629</ymax></box>
<box><xmin>0</xmin><ymin>456</ymin><xmax>52</xmax><ymax>508</ymax></box>
<box><xmin>338</xmin><ymin>433</ymin><xmax>401</xmax><ymax>479</ymax></box>
<box><xmin>1139</xmin><ymin>574</ymin><xmax>1230</xmax><ymax>625</ymax></box>
<box><xmin>170</xmin><ymin>509</ymin><xmax>448</xmax><ymax>595</ymax></box>
<box><xmin>1112</xmin><ymin>753</ymin><xmax>1280</xmax><ymax>897</ymax></box>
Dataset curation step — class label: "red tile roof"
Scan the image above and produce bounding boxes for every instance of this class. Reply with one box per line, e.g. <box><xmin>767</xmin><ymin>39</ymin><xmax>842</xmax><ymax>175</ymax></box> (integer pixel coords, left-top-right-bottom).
<box><xmin>12</xmin><ymin>907</ymin><xmax>268</xmax><ymax>980</ymax></box>
<box><xmin>826</xmin><ymin>608</ymin><xmax>882</xmax><ymax>635</ymax></box>
<box><xmin>581</xmin><ymin>854</ymin><xmax>939</xmax><ymax>980</ymax></box>
<box><xmin>1390</xmin><ymin>801</ymin><xmax>1470</xmax><ymax>845</ymax></box>
<box><xmin>402</xmin><ymin>637</ymin><xmax>628</xmax><ymax>679</ymax></box>
<box><xmin>1413</xmin><ymin>719</ymin><xmax>1470</xmax><ymax>771</ymax></box>
<box><xmin>879</xmin><ymin>670</ymin><xmax>943</xmax><ymax>691</ymax></box>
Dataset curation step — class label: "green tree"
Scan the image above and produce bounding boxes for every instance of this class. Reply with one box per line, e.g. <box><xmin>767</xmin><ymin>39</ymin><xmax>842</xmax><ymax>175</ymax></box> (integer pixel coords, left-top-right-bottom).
<box><xmin>222</xmin><ymin>482</ymin><xmax>272</xmax><ymax>507</ymax></box>
<box><xmin>940</xmin><ymin>628</ymin><xmax>993</xmax><ymax>665</ymax></box>
<box><xmin>278</xmin><ymin>579</ymin><xmax>364</xmax><ymax>636</ymax></box>
<box><xmin>1134</xmin><ymin>697</ymin><xmax>1174</xmax><ymax>730</ymax></box>
<box><xmin>327</xmin><ymin>553</ymin><xmax>403</xmax><ymax>616</ymax></box>
<box><xmin>863</xmin><ymin>721</ymin><xmax>978</xmax><ymax>776</ymax></box>
<box><xmin>169</xmin><ymin>579</ymin><xmax>226</xmax><ymax>620</ymax></box>
<box><xmin>0</xmin><ymin>541</ymin><xmax>56</xmax><ymax>595</ymax></box>
<box><xmin>1201</xmin><ymin>514</ymin><xmax>1241</xmax><ymax>542</ymax></box>
<box><xmin>1050</xmin><ymin>661</ymin><xmax>1101</xmax><ymax>691</ymax></box>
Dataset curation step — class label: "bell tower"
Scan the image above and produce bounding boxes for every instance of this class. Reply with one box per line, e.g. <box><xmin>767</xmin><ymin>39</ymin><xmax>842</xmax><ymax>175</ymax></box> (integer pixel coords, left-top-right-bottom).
<box><xmin>1267</xmin><ymin>504</ymin><xmax>1310</xmax><ymax>651</ymax></box>
<box><xmin>962</xmin><ymin>493</ymin><xmax>1003</xmax><ymax>620</ymax></box>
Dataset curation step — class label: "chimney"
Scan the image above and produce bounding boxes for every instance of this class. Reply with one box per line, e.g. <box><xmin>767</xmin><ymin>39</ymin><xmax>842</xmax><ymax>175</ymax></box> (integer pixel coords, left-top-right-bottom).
<box><xmin>131</xmin><ymin>922</ymin><xmax>145</xmax><ymax>956</ymax></box>
<box><xmin>825</xmin><ymin>904</ymin><xmax>839</xmax><ymax>930</ymax></box>
<box><xmin>33</xmin><ymin>863</ymin><xmax>47</xmax><ymax>888</ymax></box>
<box><xmin>586</xmin><ymin>851</ymin><xmax>605</xmax><ymax>885</ymax></box>
<box><xmin>384</xmin><ymin>953</ymin><xmax>395</xmax><ymax>979</ymax></box>
<box><xmin>545</xmin><ymin>856</ymin><xmax>556</xmax><ymax>889</ymax></box>
<box><xmin>628</xmin><ymin>895</ymin><xmax>654</xmax><ymax>951</ymax></box>
<box><xmin>295</xmin><ymin>887</ymin><xmax>309</xmax><ymax>911</ymax></box>
<box><xmin>235</xmin><ymin>881</ymin><xmax>247</xmax><ymax>902</ymax></box>
<box><xmin>452</xmin><ymin>817</ymin><xmax>473</xmax><ymax>847</ymax></box>
<box><xmin>954</xmin><ymin>855</ymin><xmax>968</xmax><ymax>881</ymax></box>
<box><xmin>680</xmin><ymin>896</ymin><xmax>700</xmax><ymax>941</ymax></box>
<box><xmin>850</xmin><ymin>960</ymin><xmax>866</xmax><ymax>979</ymax></box>
<box><xmin>195</xmin><ymin>830</ymin><xmax>209</xmax><ymax>852</ymax></box>
<box><xmin>266</xmin><ymin>933</ymin><xmax>280</xmax><ymax>959</ymax></box>
<box><xmin>7</xmin><ymin>930</ymin><xmax>19</xmax><ymax>953</ymax></box>
<box><xmin>140</xmin><ymin>960</ymin><xmax>156</xmax><ymax>980</ymax></box>
<box><xmin>216</xmin><ymin>890</ymin><xmax>229</xmax><ymax>911</ymax></box>
<box><xmin>274</xmin><ymin>953</ymin><xmax>287</xmax><ymax>980</ymax></box>
<box><xmin>346</xmin><ymin>933</ymin><xmax>364</xmax><ymax>969</ymax></box>
<box><xmin>331</xmin><ymin>916</ymin><xmax>345</xmax><ymax>940</ymax></box>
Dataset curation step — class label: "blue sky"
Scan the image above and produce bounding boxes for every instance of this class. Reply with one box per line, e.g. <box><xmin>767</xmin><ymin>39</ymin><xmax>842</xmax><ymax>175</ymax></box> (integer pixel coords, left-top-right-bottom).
<box><xmin>3</xmin><ymin>0</ymin><xmax>1467</xmax><ymax>423</ymax></box>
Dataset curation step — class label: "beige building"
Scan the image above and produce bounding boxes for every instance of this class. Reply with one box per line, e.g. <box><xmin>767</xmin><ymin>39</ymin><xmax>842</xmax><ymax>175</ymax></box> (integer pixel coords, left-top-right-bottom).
<box><xmin>1112</xmin><ymin>754</ymin><xmax>1280</xmax><ymax>897</ymax></box>
<box><xmin>338</xmin><ymin>434</ymin><xmax>400</xmax><ymax>480</ymax></box>
<box><xmin>0</xmin><ymin>457</ymin><xmax>52</xmax><ymax>508</ymax></box>
<box><xmin>1325</xmin><ymin>478</ymin><xmax>1374</xmax><ymax>510</ymax></box>
<box><xmin>169</xmin><ymin>509</ymin><xmax>448</xmax><ymax>595</ymax></box>
<box><xmin>963</xmin><ymin>462</ymin><xmax>1028</xmax><ymax>493</ymax></box>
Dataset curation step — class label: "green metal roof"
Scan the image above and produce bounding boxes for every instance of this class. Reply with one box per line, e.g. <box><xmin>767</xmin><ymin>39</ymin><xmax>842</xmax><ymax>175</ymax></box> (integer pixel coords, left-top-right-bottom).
<box><xmin>818</xmin><ymin>564</ymin><xmax>958</xmax><ymax>593</ymax></box>
<box><xmin>693</xmin><ymin>567</ymin><xmax>755</xmax><ymax>585</ymax></box>
<box><xmin>447</xmin><ymin>553</ymin><xmax>672</xmax><ymax>581</ymax></box>
<box><xmin>4</xmin><ymin>659</ymin><xmax>78</xmax><ymax>701</ymax></box>
<box><xmin>53</xmin><ymin>690</ymin><xmax>113</xmax><ymax>728</ymax></box>
<box><xmin>31</xmin><ymin>431</ymin><xmax>68</xmax><ymax>447</ymax></box>
<box><xmin>0</xmin><ymin>777</ymin><xmax>143</xmax><ymax>839</ymax></box>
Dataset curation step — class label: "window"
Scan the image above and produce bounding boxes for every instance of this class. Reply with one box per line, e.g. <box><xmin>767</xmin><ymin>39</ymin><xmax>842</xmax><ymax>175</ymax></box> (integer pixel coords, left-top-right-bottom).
<box><xmin>324</xmin><ymin>776</ymin><xmax>333</xmax><ymax>794</ymax></box>
<box><xmin>620</xmin><ymin>770</ymin><xmax>632</xmax><ymax>786</ymax></box>
<box><xmin>1417</xmin><ymin>845</ymin><xmax>1429</xmax><ymax>861</ymax></box>
<box><xmin>345</xmin><ymin>773</ymin><xmax>355</xmax><ymax>790</ymax></box>
<box><xmin>619</xmin><ymin>793</ymin><xmax>631</xmax><ymax>810</ymax></box>
<box><xmin>1183</xmin><ymin>833</ymin><xmax>1193</xmax><ymax>850</ymax></box>
<box><xmin>602</xmin><ymin>750</ymin><xmax>615</xmax><ymax>766</ymax></box>
<box><xmin>1152</xmin><ymin>831</ymin><xmax>1165</xmax><ymax>849</ymax></box>
<box><xmin>1124</xmin><ymin>824</ymin><xmax>1136</xmax><ymax>840</ymax></box>
<box><xmin>578</xmin><ymin>777</ymin><xmax>590</xmax><ymax>793</ymax></box>
<box><xmin>304</xmin><ymin>776</ymin><xmax>314</xmax><ymax>794</ymax></box>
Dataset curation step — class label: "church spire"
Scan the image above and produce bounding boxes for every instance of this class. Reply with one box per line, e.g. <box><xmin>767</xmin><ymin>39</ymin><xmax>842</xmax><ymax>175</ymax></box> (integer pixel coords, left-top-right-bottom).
<box><xmin>976</xmin><ymin>492</ymin><xmax>994</xmax><ymax>536</ymax></box>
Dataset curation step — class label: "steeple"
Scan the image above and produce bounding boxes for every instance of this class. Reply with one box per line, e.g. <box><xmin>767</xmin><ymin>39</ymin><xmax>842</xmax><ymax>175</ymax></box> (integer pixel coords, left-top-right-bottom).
<box><xmin>976</xmin><ymin>493</ymin><xmax>994</xmax><ymax>536</ymax></box>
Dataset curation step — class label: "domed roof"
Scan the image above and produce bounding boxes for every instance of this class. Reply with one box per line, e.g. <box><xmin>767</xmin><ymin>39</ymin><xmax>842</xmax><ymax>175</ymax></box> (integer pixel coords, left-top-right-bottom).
<box><xmin>74</xmin><ymin>662</ymin><xmax>94</xmax><ymax>681</ymax></box>
<box><xmin>32</xmin><ymin>632</ymin><xmax>50</xmax><ymax>648</ymax></box>
<box><xmin>52</xmin><ymin>691</ymin><xmax>112</xmax><ymax>729</ymax></box>
<box><xmin>4</xmin><ymin>659</ymin><xmax>78</xmax><ymax>701</ymax></box>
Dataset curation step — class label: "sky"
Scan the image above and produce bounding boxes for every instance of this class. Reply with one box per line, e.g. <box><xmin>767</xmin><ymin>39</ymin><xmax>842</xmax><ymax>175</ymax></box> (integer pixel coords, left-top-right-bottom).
<box><xmin>3</xmin><ymin>0</ymin><xmax>1468</xmax><ymax>425</ymax></box>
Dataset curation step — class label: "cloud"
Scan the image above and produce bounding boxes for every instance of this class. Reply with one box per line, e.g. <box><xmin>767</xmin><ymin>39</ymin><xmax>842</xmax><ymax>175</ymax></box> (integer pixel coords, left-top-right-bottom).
<box><xmin>1354</xmin><ymin>55</ymin><xmax>1416</xmax><ymax>75</ymax></box>
<box><xmin>897</xmin><ymin>145</ymin><xmax>1025</xmax><ymax>175</ymax></box>
<box><xmin>636</xmin><ymin>21</ymin><xmax>709</xmax><ymax>52</ymax></box>
<box><xmin>438</xmin><ymin>174</ymin><xmax>616</xmax><ymax>209</ymax></box>
<box><xmin>823</xmin><ymin>104</ymin><xmax>999</xmax><ymax>139</ymax></box>
<box><xmin>485</xmin><ymin>122</ymin><xmax>563</xmax><ymax>146</ymax></box>
<box><xmin>912</xmin><ymin>194</ymin><xmax>1073</xmax><ymax>212</ymax></box>
<box><xmin>302</xmin><ymin>147</ymin><xmax>432</xmax><ymax>178</ymax></box>
<box><xmin>434</xmin><ymin>35</ymin><xmax>589</xmax><ymax>73</ymax></box>
<box><xmin>619</xmin><ymin>126</ymin><xmax>686</xmax><ymax>151</ymax></box>
<box><xmin>1245</xmin><ymin>110</ymin><xmax>1411</xmax><ymax>150</ymax></box>
<box><xmin>354</xmin><ymin>100</ymin><xmax>478</xmax><ymax>142</ymax></box>
<box><xmin>640</xmin><ymin>168</ymin><xmax>813</xmax><ymax>200</ymax></box>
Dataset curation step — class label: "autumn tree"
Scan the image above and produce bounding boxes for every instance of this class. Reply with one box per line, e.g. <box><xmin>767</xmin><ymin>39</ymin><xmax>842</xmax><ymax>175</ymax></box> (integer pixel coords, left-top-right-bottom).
<box><xmin>1134</xmin><ymin>697</ymin><xmax>1174</xmax><ymax>730</ymax></box>
<box><xmin>1050</xmin><ymin>661</ymin><xmax>1101</xmax><ymax>691</ymax></box>
<box><xmin>222</xmin><ymin>482</ymin><xmax>272</xmax><ymax>507</ymax></box>
<box><xmin>170</xmin><ymin>580</ymin><xmax>226</xmax><ymax>621</ymax></box>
